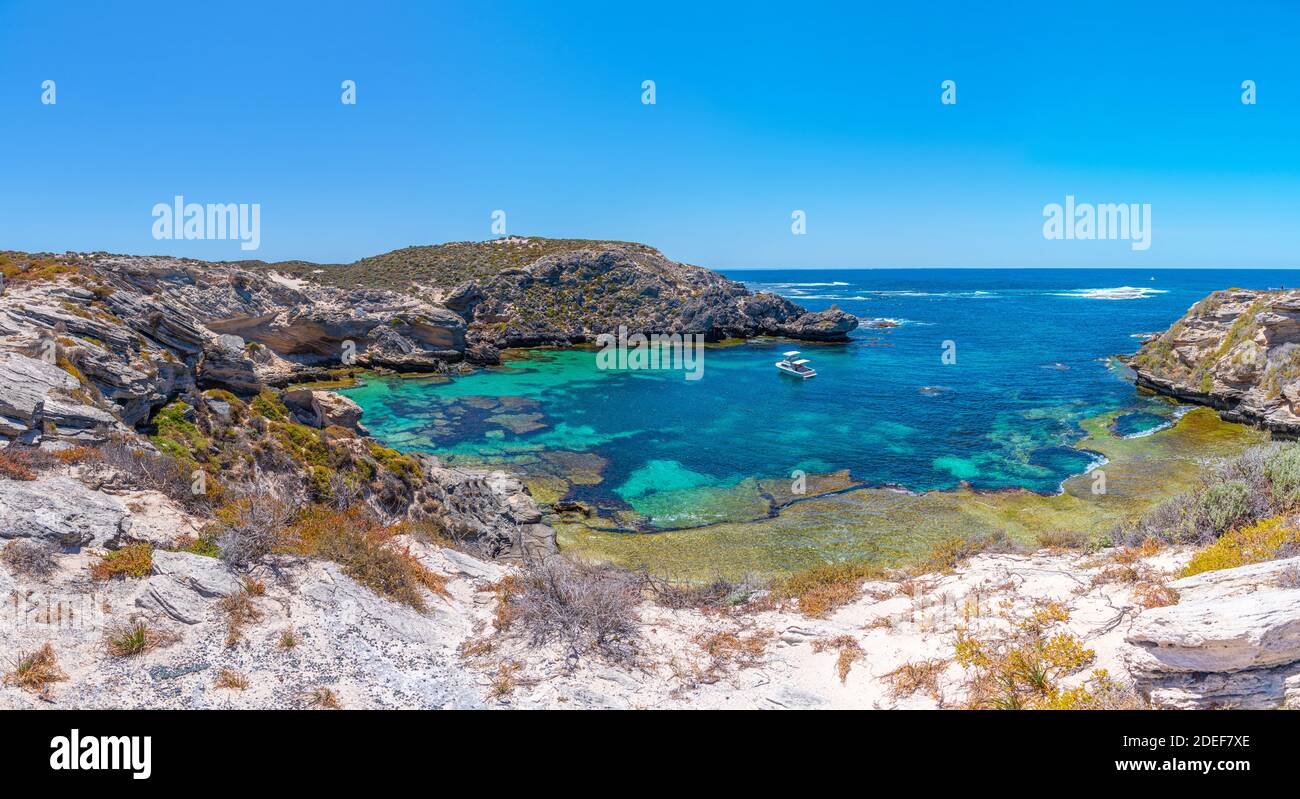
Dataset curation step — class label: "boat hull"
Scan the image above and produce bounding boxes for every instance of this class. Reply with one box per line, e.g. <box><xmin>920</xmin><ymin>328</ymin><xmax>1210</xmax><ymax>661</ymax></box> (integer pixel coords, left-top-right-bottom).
<box><xmin>775</xmin><ymin>363</ymin><xmax>816</xmax><ymax>379</ymax></box>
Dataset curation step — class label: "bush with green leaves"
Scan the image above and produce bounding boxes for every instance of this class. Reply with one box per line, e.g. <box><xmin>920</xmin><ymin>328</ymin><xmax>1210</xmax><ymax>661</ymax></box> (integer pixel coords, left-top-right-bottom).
<box><xmin>1114</xmin><ymin>443</ymin><xmax>1300</xmax><ymax>546</ymax></box>
<box><xmin>1264</xmin><ymin>445</ymin><xmax>1300</xmax><ymax>508</ymax></box>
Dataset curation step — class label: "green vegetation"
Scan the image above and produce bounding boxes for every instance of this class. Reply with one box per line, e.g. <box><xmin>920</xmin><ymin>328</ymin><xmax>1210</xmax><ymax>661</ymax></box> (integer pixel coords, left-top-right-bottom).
<box><xmin>150</xmin><ymin>401</ymin><xmax>210</xmax><ymax>464</ymax></box>
<box><xmin>89</xmin><ymin>543</ymin><xmax>153</xmax><ymax>581</ymax></box>
<box><xmin>1114</xmin><ymin>441</ymin><xmax>1300</xmax><ymax>547</ymax></box>
<box><xmin>0</xmin><ymin>251</ymin><xmax>78</xmax><ymax>283</ymax></box>
<box><xmin>250</xmin><ymin>390</ymin><xmax>290</xmax><ymax>421</ymax></box>
<box><xmin>1182</xmin><ymin>516</ymin><xmax>1300</xmax><ymax>577</ymax></box>
<box><xmin>237</xmin><ymin>237</ymin><xmax>660</xmax><ymax>291</ymax></box>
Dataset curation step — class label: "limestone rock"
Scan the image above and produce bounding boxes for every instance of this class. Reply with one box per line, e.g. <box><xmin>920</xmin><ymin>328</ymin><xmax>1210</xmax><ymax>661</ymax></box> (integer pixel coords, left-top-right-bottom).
<box><xmin>414</xmin><ymin>464</ymin><xmax>557</xmax><ymax>561</ymax></box>
<box><xmin>1124</xmin><ymin>587</ymin><xmax>1300</xmax><ymax>708</ymax></box>
<box><xmin>462</xmin><ymin>245</ymin><xmax>859</xmax><ymax>347</ymax></box>
<box><xmin>135</xmin><ymin>551</ymin><xmax>241</xmax><ymax>625</ymax></box>
<box><xmin>1132</xmin><ymin>288</ymin><xmax>1300</xmax><ymax>434</ymax></box>
<box><xmin>283</xmin><ymin>389</ymin><xmax>366</xmax><ymax>433</ymax></box>
<box><xmin>0</xmin><ymin>475</ymin><xmax>128</xmax><ymax>548</ymax></box>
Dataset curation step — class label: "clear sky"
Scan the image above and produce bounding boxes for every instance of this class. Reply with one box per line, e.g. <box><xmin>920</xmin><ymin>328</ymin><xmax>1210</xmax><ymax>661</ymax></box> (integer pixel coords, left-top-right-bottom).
<box><xmin>1</xmin><ymin>1</ymin><xmax>1298</xmax><ymax>268</ymax></box>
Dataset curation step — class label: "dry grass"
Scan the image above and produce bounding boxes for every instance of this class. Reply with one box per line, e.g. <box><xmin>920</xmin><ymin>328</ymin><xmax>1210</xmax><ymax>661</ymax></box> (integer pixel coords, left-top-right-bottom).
<box><xmin>241</xmin><ymin>576</ymin><xmax>266</xmax><ymax>596</ymax></box>
<box><xmin>89</xmin><ymin>543</ymin><xmax>153</xmax><ymax>581</ymax></box>
<box><xmin>105</xmin><ymin>619</ymin><xmax>174</xmax><ymax>657</ymax></box>
<box><xmin>214</xmin><ymin>668</ymin><xmax>249</xmax><ymax>690</ymax></box>
<box><xmin>304</xmin><ymin>686</ymin><xmax>341</xmax><ymax>709</ymax></box>
<box><xmin>1133</xmin><ymin>580</ymin><xmax>1180</xmax><ymax>609</ymax></box>
<box><xmin>278</xmin><ymin>628</ymin><xmax>299</xmax><ymax>650</ymax></box>
<box><xmin>284</xmin><ymin>506</ymin><xmax>449</xmax><ymax>611</ymax></box>
<box><xmin>489</xmin><ymin>660</ymin><xmax>521</xmax><ymax>698</ymax></box>
<box><xmin>882</xmin><ymin>658</ymin><xmax>948</xmax><ymax>700</ymax></box>
<box><xmin>811</xmin><ymin>635</ymin><xmax>866</xmax><ymax>684</ymax></box>
<box><xmin>694</xmin><ymin>629</ymin><xmax>772</xmax><ymax>674</ymax></box>
<box><xmin>2</xmin><ymin>540</ymin><xmax>58</xmax><ymax>579</ymax></box>
<box><xmin>3</xmin><ymin>643</ymin><xmax>67</xmax><ymax>693</ymax></box>
<box><xmin>772</xmin><ymin>560</ymin><xmax>887</xmax><ymax>617</ymax></box>
<box><xmin>218</xmin><ymin>589</ymin><xmax>263</xmax><ymax>647</ymax></box>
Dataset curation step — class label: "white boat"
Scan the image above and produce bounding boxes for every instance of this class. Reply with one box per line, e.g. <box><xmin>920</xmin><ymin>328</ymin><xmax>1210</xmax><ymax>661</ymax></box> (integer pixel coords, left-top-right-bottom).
<box><xmin>776</xmin><ymin>350</ymin><xmax>816</xmax><ymax>379</ymax></box>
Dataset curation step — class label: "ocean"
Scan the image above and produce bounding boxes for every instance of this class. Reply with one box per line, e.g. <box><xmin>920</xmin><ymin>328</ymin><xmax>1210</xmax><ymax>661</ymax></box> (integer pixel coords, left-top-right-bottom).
<box><xmin>341</xmin><ymin>268</ymin><xmax>1296</xmax><ymax>531</ymax></box>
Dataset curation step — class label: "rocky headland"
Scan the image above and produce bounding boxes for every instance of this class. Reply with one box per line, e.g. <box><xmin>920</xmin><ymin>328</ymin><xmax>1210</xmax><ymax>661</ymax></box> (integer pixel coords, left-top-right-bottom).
<box><xmin>2</xmin><ymin>249</ymin><xmax>1299</xmax><ymax>711</ymax></box>
<box><xmin>1130</xmin><ymin>287</ymin><xmax>1300</xmax><ymax>435</ymax></box>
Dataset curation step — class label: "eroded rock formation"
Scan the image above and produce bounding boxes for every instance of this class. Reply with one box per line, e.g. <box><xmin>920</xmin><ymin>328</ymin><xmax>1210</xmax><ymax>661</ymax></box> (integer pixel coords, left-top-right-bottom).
<box><xmin>1131</xmin><ymin>288</ymin><xmax>1300</xmax><ymax>435</ymax></box>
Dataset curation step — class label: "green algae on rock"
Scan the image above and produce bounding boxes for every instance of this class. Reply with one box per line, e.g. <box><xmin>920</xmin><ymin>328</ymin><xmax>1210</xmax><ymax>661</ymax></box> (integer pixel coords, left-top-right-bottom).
<box><xmin>554</xmin><ymin>407</ymin><xmax>1267</xmax><ymax>579</ymax></box>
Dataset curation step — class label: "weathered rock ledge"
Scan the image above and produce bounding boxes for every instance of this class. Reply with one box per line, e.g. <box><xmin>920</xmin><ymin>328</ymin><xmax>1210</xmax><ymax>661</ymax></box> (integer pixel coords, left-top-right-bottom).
<box><xmin>1130</xmin><ymin>288</ymin><xmax>1300</xmax><ymax>436</ymax></box>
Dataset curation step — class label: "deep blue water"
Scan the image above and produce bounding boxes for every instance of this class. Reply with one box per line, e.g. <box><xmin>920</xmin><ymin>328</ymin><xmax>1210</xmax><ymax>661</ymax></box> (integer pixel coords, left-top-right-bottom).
<box><xmin>346</xmin><ymin>269</ymin><xmax>1299</xmax><ymax>527</ymax></box>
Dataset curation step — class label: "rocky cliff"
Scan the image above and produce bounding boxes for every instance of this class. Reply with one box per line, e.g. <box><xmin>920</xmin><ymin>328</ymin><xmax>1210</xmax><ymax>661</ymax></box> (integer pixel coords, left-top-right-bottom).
<box><xmin>1130</xmin><ymin>288</ymin><xmax>1300</xmax><ymax>435</ymax></box>
<box><xmin>0</xmin><ymin>239</ymin><xmax>853</xmax><ymax>559</ymax></box>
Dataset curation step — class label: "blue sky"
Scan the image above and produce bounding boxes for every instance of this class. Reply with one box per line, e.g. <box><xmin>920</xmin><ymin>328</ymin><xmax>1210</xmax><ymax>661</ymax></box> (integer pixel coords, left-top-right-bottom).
<box><xmin>1</xmin><ymin>0</ymin><xmax>1298</xmax><ymax>268</ymax></box>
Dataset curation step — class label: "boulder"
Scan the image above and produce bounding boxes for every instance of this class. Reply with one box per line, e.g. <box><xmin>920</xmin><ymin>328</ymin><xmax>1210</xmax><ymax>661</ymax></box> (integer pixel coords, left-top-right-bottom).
<box><xmin>412</xmin><ymin>464</ymin><xmax>557</xmax><ymax>562</ymax></box>
<box><xmin>282</xmin><ymin>389</ymin><xmax>366</xmax><ymax>433</ymax></box>
<box><xmin>0</xmin><ymin>351</ymin><xmax>78</xmax><ymax>432</ymax></box>
<box><xmin>1124</xmin><ymin>587</ymin><xmax>1300</xmax><ymax>709</ymax></box>
<box><xmin>134</xmin><ymin>550</ymin><xmax>240</xmax><ymax>625</ymax></box>
<box><xmin>197</xmin><ymin>333</ymin><xmax>262</xmax><ymax>395</ymax></box>
<box><xmin>0</xmin><ymin>475</ymin><xmax>129</xmax><ymax>548</ymax></box>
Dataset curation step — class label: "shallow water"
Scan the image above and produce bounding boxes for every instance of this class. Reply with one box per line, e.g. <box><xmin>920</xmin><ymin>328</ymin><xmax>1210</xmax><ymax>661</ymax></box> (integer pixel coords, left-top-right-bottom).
<box><xmin>342</xmin><ymin>268</ymin><xmax>1295</xmax><ymax>530</ymax></box>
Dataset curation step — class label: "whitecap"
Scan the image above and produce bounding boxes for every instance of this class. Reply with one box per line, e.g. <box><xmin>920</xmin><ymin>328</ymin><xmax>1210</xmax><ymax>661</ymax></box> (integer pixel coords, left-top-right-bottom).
<box><xmin>766</xmin><ymin>281</ymin><xmax>850</xmax><ymax>287</ymax></box>
<box><xmin>868</xmin><ymin>290</ymin><xmax>999</xmax><ymax>299</ymax></box>
<box><xmin>1053</xmin><ymin>287</ymin><xmax>1168</xmax><ymax>300</ymax></box>
<box><xmin>791</xmin><ymin>294</ymin><xmax>875</xmax><ymax>300</ymax></box>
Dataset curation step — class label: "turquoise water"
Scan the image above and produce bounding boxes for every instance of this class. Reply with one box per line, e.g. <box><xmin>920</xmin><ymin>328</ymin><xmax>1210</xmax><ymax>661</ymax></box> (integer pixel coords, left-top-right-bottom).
<box><xmin>342</xmin><ymin>268</ymin><xmax>1298</xmax><ymax>528</ymax></box>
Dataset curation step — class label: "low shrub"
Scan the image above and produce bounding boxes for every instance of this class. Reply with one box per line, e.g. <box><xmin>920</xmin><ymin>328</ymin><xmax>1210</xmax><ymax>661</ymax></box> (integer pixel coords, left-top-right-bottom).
<box><xmin>284</xmin><ymin>505</ymin><xmax>449</xmax><ymax>611</ymax></box>
<box><xmin>695</xmin><ymin>630</ymin><xmax>772</xmax><ymax>675</ymax></box>
<box><xmin>1182</xmin><ymin>516</ymin><xmax>1300</xmax><ymax>577</ymax></box>
<box><xmin>89</xmin><ymin>543</ymin><xmax>153</xmax><ymax>581</ymax></box>
<box><xmin>1264</xmin><ymin>446</ymin><xmax>1300</xmax><ymax>508</ymax></box>
<box><xmin>1</xmin><ymin>540</ymin><xmax>58</xmax><ymax>578</ymax></box>
<box><xmin>493</xmin><ymin>557</ymin><xmax>641</xmax><ymax>662</ymax></box>
<box><xmin>954</xmin><ymin>602</ymin><xmax>1096</xmax><ymax>710</ymax></box>
<box><xmin>1115</xmin><ymin>444</ymin><xmax>1300</xmax><ymax>547</ymax></box>
<box><xmin>212</xmin><ymin>482</ymin><xmax>299</xmax><ymax>569</ymax></box>
<box><xmin>648</xmin><ymin>574</ymin><xmax>756</xmax><ymax>610</ymax></box>
<box><xmin>1036</xmin><ymin>529</ymin><xmax>1092</xmax><ymax>550</ymax></box>
<box><xmin>882</xmin><ymin>658</ymin><xmax>948</xmax><ymax>700</ymax></box>
<box><xmin>0</xmin><ymin>448</ymin><xmax>36</xmax><ymax>480</ymax></box>
<box><xmin>93</xmin><ymin>437</ymin><xmax>209</xmax><ymax>510</ymax></box>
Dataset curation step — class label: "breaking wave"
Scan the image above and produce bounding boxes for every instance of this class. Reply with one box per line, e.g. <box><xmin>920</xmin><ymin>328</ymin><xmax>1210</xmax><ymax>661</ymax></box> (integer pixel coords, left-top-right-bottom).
<box><xmin>1053</xmin><ymin>286</ymin><xmax>1168</xmax><ymax>300</ymax></box>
